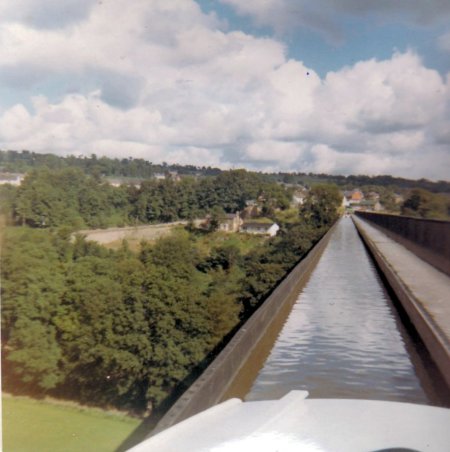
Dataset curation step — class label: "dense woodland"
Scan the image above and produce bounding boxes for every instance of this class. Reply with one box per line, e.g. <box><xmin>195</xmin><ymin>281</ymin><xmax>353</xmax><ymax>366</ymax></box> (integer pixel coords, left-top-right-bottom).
<box><xmin>1</xmin><ymin>153</ymin><xmax>342</xmax><ymax>415</ymax></box>
<box><xmin>1</xmin><ymin>220</ymin><xmax>335</xmax><ymax>414</ymax></box>
<box><xmin>1</xmin><ymin>150</ymin><xmax>449</xmax><ymax>227</ymax></box>
<box><xmin>0</xmin><ymin>167</ymin><xmax>291</xmax><ymax>229</ymax></box>
<box><xmin>0</xmin><ymin>150</ymin><xmax>220</xmax><ymax>179</ymax></box>
<box><xmin>275</xmin><ymin>172</ymin><xmax>450</xmax><ymax>194</ymax></box>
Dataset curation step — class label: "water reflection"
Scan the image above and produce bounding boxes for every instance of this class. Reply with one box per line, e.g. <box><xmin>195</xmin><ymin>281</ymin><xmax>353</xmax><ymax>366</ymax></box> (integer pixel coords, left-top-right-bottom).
<box><xmin>246</xmin><ymin>217</ymin><xmax>429</xmax><ymax>404</ymax></box>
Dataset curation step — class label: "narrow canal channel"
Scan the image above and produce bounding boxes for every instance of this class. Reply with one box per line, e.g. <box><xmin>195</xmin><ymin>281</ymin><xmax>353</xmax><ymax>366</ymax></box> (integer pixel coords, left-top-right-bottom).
<box><xmin>246</xmin><ymin>217</ymin><xmax>443</xmax><ymax>405</ymax></box>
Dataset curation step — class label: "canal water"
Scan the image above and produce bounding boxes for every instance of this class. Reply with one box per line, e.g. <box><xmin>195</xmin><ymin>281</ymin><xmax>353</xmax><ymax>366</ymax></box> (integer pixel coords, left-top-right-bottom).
<box><xmin>246</xmin><ymin>217</ymin><xmax>439</xmax><ymax>405</ymax></box>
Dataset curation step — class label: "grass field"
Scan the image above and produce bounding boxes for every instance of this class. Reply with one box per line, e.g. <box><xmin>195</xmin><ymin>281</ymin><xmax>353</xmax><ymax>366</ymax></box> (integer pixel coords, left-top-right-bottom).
<box><xmin>193</xmin><ymin>229</ymin><xmax>266</xmax><ymax>255</ymax></box>
<box><xmin>75</xmin><ymin>221</ymin><xmax>186</xmax><ymax>251</ymax></box>
<box><xmin>2</xmin><ymin>395</ymin><xmax>140</xmax><ymax>452</ymax></box>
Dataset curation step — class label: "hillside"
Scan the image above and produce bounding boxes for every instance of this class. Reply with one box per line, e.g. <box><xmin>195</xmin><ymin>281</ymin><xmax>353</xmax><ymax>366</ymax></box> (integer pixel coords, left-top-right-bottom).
<box><xmin>1</xmin><ymin>150</ymin><xmax>449</xmax><ymax>193</ymax></box>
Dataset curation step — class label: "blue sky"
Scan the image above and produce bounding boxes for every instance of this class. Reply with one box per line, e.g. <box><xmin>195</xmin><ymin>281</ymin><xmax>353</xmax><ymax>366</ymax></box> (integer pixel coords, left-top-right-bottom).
<box><xmin>0</xmin><ymin>0</ymin><xmax>449</xmax><ymax>180</ymax></box>
<box><xmin>198</xmin><ymin>0</ymin><xmax>450</xmax><ymax>76</ymax></box>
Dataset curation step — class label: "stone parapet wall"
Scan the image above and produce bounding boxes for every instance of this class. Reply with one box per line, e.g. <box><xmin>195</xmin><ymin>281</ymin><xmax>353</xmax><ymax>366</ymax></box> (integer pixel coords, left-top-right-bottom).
<box><xmin>355</xmin><ymin>211</ymin><xmax>450</xmax><ymax>276</ymax></box>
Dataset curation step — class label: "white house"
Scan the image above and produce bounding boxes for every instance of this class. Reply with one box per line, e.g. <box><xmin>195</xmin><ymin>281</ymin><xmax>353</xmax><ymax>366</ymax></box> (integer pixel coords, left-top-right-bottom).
<box><xmin>241</xmin><ymin>221</ymin><xmax>280</xmax><ymax>237</ymax></box>
<box><xmin>291</xmin><ymin>189</ymin><xmax>308</xmax><ymax>207</ymax></box>
<box><xmin>106</xmin><ymin>177</ymin><xmax>142</xmax><ymax>188</ymax></box>
<box><xmin>0</xmin><ymin>173</ymin><xmax>24</xmax><ymax>186</ymax></box>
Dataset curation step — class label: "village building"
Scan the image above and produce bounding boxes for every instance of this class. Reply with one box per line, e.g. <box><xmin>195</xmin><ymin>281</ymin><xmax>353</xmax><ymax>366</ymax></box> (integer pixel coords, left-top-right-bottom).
<box><xmin>218</xmin><ymin>212</ymin><xmax>243</xmax><ymax>233</ymax></box>
<box><xmin>366</xmin><ymin>191</ymin><xmax>380</xmax><ymax>201</ymax></box>
<box><xmin>152</xmin><ymin>171</ymin><xmax>181</xmax><ymax>182</ymax></box>
<box><xmin>0</xmin><ymin>173</ymin><xmax>24</xmax><ymax>186</ymax></box>
<box><xmin>291</xmin><ymin>189</ymin><xmax>308</xmax><ymax>207</ymax></box>
<box><xmin>343</xmin><ymin>189</ymin><xmax>365</xmax><ymax>207</ymax></box>
<box><xmin>394</xmin><ymin>193</ymin><xmax>405</xmax><ymax>205</ymax></box>
<box><xmin>350</xmin><ymin>189</ymin><xmax>364</xmax><ymax>203</ymax></box>
<box><xmin>358</xmin><ymin>199</ymin><xmax>382</xmax><ymax>211</ymax></box>
<box><xmin>374</xmin><ymin>201</ymin><xmax>383</xmax><ymax>211</ymax></box>
<box><xmin>241</xmin><ymin>204</ymin><xmax>261</xmax><ymax>220</ymax></box>
<box><xmin>106</xmin><ymin>177</ymin><xmax>142</xmax><ymax>188</ymax></box>
<box><xmin>241</xmin><ymin>221</ymin><xmax>280</xmax><ymax>237</ymax></box>
<box><xmin>342</xmin><ymin>194</ymin><xmax>350</xmax><ymax>208</ymax></box>
<box><xmin>168</xmin><ymin>171</ymin><xmax>181</xmax><ymax>182</ymax></box>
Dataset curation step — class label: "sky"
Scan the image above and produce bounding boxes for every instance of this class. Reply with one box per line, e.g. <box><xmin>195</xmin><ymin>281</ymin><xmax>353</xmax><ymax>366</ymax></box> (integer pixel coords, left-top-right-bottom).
<box><xmin>0</xmin><ymin>0</ymin><xmax>449</xmax><ymax>180</ymax></box>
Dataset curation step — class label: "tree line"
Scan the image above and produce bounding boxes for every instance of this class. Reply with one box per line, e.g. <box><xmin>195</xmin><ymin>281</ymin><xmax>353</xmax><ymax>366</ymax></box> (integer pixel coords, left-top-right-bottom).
<box><xmin>401</xmin><ymin>188</ymin><xmax>450</xmax><ymax>220</ymax></box>
<box><xmin>0</xmin><ymin>150</ymin><xmax>219</xmax><ymax>179</ymax></box>
<box><xmin>2</xmin><ymin>149</ymin><xmax>449</xmax><ymax>193</ymax></box>
<box><xmin>275</xmin><ymin>171</ymin><xmax>450</xmax><ymax>194</ymax></box>
<box><xmin>0</xmin><ymin>167</ymin><xmax>291</xmax><ymax>229</ymax></box>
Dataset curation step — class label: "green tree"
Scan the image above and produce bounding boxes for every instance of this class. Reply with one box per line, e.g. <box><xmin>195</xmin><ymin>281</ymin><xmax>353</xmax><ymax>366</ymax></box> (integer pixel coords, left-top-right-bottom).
<box><xmin>402</xmin><ymin>188</ymin><xmax>449</xmax><ymax>219</ymax></box>
<box><xmin>141</xmin><ymin>264</ymin><xmax>210</xmax><ymax>408</ymax></box>
<box><xmin>300</xmin><ymin>184</ymin><xmax>342</xmax><ymax>228</ymax></box>
<box><xmin>208</xmin><ymin>206</ymin><xmax>226</xmax><ymax>232</ymax></box>
<box><xmin>0</xmin><ymin>184</ymin><xmax>17</xmax><ymax>223</ymax></box>
<box><xmin>204</xmin><ymin>267</ymin><xmax>242</xmax><ymax>344</ymax></box>
<box><xmin>60</xmin><ymin>253</ymin><xmax>150</xmax><ymax>408</ymax></box>
<box><xmin>379</xmin><ymin>190</ymin><xmax>399</xmax><ymax>213</ymax></box>
<box><xmin>14</xmin><ymin>168</ymin><xmax>84</xmax><ymax>228</ymax></box>
<box><xmin>1</xmin><ymin>228</ymin><xmax>66</xmax><ymax>391</ymax></box>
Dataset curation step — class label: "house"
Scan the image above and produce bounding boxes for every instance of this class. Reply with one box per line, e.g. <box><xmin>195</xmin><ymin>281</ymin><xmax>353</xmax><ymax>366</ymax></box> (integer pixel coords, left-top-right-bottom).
<box><xmin>291</xmin><ymin>189</ymin><xmax>308</xmax><ymax>207</ymax></box>
<box><xmin>0</xmin><ymin>173</ymin><xmax>24</xmax><ymax>186</ymax></box>
<box><xmin>350</xmin><ymin>190</ymin><xmax>364</xmax><ymax>203</ymax></box>
<box><xmin>358</xmin><ymin>200</ymin><xmax>383</xmax><ymax>212</ymax></box>
<box><xmin>218</xmin><ymin>212</ymin><xmax>243</xmax><ymax>233</ymax></box>
<box><xmin>168</xmin><ymin>171</ymin><xmax>181</xmax><ymax>182</ymax></box>
<box><xmin>342</xmin><ymin>195</ymin><xmax>350</xmax><ymax>208</ymax></box>
<box><xmin>106</xmin><ymin>177</ymin><xmax>142</xmax><ymax>188</ymax></box>
<box><xmin>344</xmin><ymin>189</ymin><xmax>364</xmax><ymax>206</ymax></box>
<box><xmin>153</xmin><ymin>171</ymin><xmax>181</xmax><ymax>182</ymax></box>
<box><xmin>241</xmin><ymin>204</ymin><xmax>261</xmax><ymax>220</ymax></box>
<box><xmin>241</xmin><ymin>221</ymin><xmax>280</xmax><ymax>237</ymax></box>
<box><xmin>366</xmin><ymin>191</ymin><xmax>380</xmax><ymax>201</ymax></box>
<box><xmin>394</xmin><ymin>193</ymin><xmax>405</xmax><ymax>205</ymax></box>
<box><xmin>373</xmin><ymin>201</ymin><xmax>383</xmax><ymax>212</ymax></box>
<box><xmin>359</xmin><ymin>199</ymin><xmax>375</xmax><ymax>211</ymax></box>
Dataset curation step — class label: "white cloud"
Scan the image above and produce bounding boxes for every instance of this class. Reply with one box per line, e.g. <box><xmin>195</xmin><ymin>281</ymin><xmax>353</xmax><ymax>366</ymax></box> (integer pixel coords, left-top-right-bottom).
<box><xmin>0</xmin><ymin>0</ymin><xmax>96</xmax><ymax>29</ymax></box>
<box><xmin>244</xmin><ymin>141</ymin><xmax>306</xmax><ymax>167</ymax></box>
<box><xmin>221</xmin><ymin>0</ymin><xmax>450</xmax><ymax>39</ymax></box>
<box><xmin>0</xmin><ymin>0</ymin><xmax>449</xmax><ymax>180</ymax></box>
<box><xmin>319</xmin><ymin>52</ymin><xmax>446</xmax><ymax>136</ymax></box>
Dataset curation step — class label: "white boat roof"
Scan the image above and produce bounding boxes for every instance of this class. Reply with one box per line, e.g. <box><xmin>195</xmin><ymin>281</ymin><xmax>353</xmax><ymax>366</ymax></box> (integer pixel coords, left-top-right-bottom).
<box><xmin>128</xmin><ymin>391</ymin><xmax>450</xmax><ymax>451</ymax></box>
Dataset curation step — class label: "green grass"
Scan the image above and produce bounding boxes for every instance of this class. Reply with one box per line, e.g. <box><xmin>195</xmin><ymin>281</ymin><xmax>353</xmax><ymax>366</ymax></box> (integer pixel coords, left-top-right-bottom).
<box><xmin>194</xmin><ymin>230</ymin><xmax>266</xmax><ymax>255</ymax></box>
<box><xmin>2</xmin><ymin>395</ymin><xmax>140</xmax><ymax>452</ymax></box>
<box><xmin>275</xmin><ymin>208</ymin><xmax>301</xmax><ymax>224</ymax></box>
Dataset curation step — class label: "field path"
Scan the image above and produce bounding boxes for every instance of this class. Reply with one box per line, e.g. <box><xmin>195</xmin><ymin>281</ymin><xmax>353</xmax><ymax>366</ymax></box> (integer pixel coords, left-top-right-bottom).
<box><xmin>75</xmin><ymin>221</ymin><xmax>188</xmax><ymax>245</ymax></box>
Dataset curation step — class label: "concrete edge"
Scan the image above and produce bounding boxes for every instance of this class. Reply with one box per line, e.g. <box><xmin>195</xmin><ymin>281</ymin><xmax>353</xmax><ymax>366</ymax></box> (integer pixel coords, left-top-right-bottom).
<box><xmin>354</xmin><ymin>211</ymin><xmax>450</xmax><ymax>277</ymax></box>
<box><xmin>352</xmin><ymin>216</ymin><xmax>450</xmax><ymax>390</ymax></box>
<box><xmin>150</xmin><ymin>221</ymin><xmax>338</xmax><ymax>435</ymax></box>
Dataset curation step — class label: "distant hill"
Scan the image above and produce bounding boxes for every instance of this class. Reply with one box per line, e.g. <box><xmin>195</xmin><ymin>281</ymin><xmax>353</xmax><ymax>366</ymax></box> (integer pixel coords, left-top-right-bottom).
<box><xmin>269</xmin><ymin>172</ymin><xmax>450</xmax><ymax>193</ymax></box>
<box><xmin>1</xmin><ymin>149</ymin><xmax>449</xmax><ymax>193</ymax></box>
<box><xmin>0</xmin><ymin>149</ymin><xmax>222</xmax><ymax>179</ymax></box>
